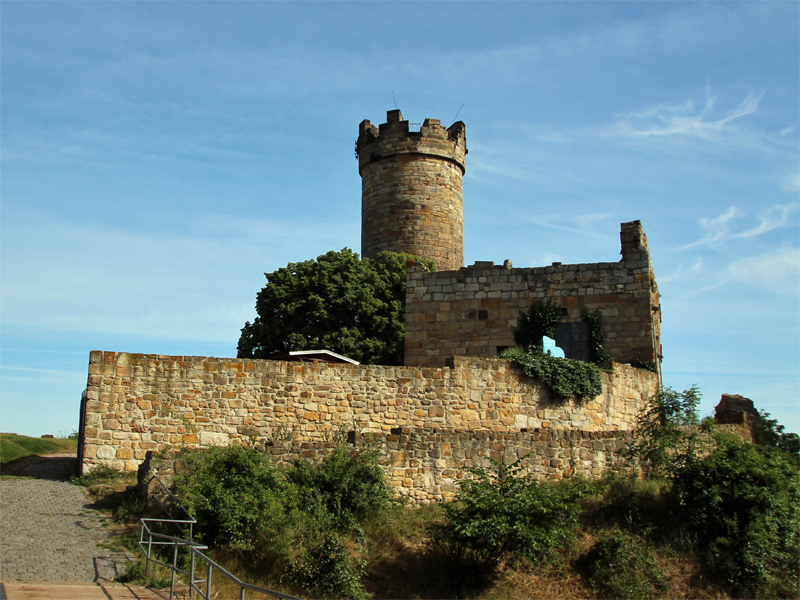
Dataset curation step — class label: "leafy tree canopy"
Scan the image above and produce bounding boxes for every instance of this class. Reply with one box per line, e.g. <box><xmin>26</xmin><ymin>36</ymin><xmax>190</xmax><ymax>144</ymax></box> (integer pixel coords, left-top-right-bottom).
<box><xmin>237</xmin><ymin>249</ymin><xmax>434</xmax><ymax>365</ymax></box>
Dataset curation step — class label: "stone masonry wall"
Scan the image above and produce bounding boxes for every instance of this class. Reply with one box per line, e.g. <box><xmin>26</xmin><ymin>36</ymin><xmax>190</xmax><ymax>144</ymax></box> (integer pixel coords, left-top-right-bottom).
<box><xmin>404</xmin><ymin>221</ymin><xmax>661</xmax><ymax>373</ymax></box>
<box><xmin>82</xmin><ymin>351</ymin><xmax>658</xmax><ymax>502</ymax></box>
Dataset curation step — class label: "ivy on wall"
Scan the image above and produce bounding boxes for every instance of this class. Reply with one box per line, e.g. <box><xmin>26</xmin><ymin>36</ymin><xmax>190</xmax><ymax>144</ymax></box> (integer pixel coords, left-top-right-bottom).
<box><xmin>504</xmin><ymin>299</ymin><xmax>607</xmax><ymax>400</ymax></box>
<box><xmin>581</xmin><ymin>308</ymin><xmax>612</xmax><ymax>365</ymax></box>
<box><xmin>513</xmin><ymin>299</ymin><xmax>562</xmax><ymax>352</ymax></box>
<box><xmin>630</xmin><ymin>357</ymin><xmax>658</xmax><ymax>373</ymax></box>
<box><xmin>498</xmin><ymin>346</ymin><xmax>603</xmax><ymax>401</ymax></box>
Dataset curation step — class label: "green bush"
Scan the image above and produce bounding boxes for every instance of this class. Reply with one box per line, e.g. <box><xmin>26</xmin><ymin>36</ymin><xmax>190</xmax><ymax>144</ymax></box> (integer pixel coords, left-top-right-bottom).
<box><xmin>173</xmin><ymin>444</ymin><xmax>393</xmax><ymax>599</ymax></box>
<box><xmin>174</xmin><ymin>445</ymin><xmax>292</xmax><ymax>551</ymax></box>
<box><xmin>670</xmin><ymin>433</ymin><xmax>800</xmax><ymax>597</ymax></box>
<box><xmin>582</xmin><ymin>530</ymin><xmax>667</xmax><ymax>599</ymax></box>
<box><xmin>498</xmin><ymin>346</ymin><xmax>603</xmax><ymax>400</ymax></box>
<box><xmin>288</xmin><ymin>445</ymin><xmax>392</xmax><ymax>534</ymax></box>
<box><xmin>288</xmin><ymin>531</ymin><xmax>368</xmax><ymax>600</ymax></box>
<box><xmin>430</xmin><ymin>459</ymin><xmax>590</xmax><ymax>581</ymax></box>
<box><xmin>752</xmin><ymin>410</ymin><xmax>800</xmax><ymax>457</ymax></box>
<box><xmin>622</xmin><ymin>386</ymin><xmax>706</xmax><ymax>477</ymax></box>
<box><xmin>595</xmin><ymin>473</ymin><xmax>669</xmax><ymax>535</ymax></box>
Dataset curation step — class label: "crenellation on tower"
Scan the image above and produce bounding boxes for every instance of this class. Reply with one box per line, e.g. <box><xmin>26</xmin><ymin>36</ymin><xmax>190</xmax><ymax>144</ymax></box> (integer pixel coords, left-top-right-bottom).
<box><xmin>358</xmin><ymin>110</ymin><xmax>466</xmax><ymax>270</ymax></box>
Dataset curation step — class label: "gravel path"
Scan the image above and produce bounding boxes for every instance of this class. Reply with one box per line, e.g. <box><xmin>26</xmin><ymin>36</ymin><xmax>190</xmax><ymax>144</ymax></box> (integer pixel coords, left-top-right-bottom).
<box><xmin>0</xmin><ymin>454</ymin><xmax>133</xmax><ymax>582</ymax></box>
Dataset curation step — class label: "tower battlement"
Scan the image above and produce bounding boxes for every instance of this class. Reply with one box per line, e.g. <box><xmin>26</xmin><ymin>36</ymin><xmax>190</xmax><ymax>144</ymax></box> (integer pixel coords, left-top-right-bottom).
<box><xmin>358</xmin><ymin>110</ymin><xmax>466</xmax><ymax>270</ymax></box>
<box><xmin>357</xmin><ymin>109</ymin><xmax>466</xmax><ymax>175</ymax></box>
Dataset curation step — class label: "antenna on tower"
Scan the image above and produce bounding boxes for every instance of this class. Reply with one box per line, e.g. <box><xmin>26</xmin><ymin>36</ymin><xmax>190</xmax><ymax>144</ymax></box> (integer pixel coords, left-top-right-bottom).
<box><xmin>449</xmin><ymin>103</ymin><xmax>464</xmax><ymax>126</ymax></box>
<box><xmin>392</xmin><ymin>91</ymin><xmax>398</xmax><ymax>109</ymax></box>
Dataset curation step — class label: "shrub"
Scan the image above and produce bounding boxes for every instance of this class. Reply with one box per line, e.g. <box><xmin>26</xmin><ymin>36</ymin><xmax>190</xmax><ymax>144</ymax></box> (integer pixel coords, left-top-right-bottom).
<box><xmin>288</xmin><ymin>531</ymin><xmax>368</xmax><ymax>600</ymax></box>
<box><xmin>670</xmin><ymin>433</ymin><xmax>800</xmax><ymax>597</ymax></box>
<box><xmin>582</xmin><ymin>530</ymin><xmax>667</xmax><ymax>599</ymax></box>
<box><xmin>174</xmin><ymin>445</ymin><xmax>291</xmax><ymax>551</ymax></box>
<box><xmin>595</xmin><ymin>473</ymin><xmax>669</xmax><ymax>535</ymax></box>
<box><xmin>752</xmin><ymin>410</ymin><xmax>800</xmax><ymax>457</ymax></box>
<box><xmin>430</xmin><ymin>459</ymin><xmax>590</xmax><ymax>583</ymax></box>
<box><xmin>288</xmin><ymin>445</ymin><xmax>392</xmax><ymax>534</ymax></box>
<box><xmin>622</xmin><ymin>386</ymin><xmax>706</xmax><ymax>477</ymax></box>
<box><xmin>172</xmin><ymin>444</ymin><xmax>394</xmax><ymax>598</ymax></box>
<box><xmin>498</xmin><ymin>346</ymin><xmax>603</xmax><ymax>400</ymax></box>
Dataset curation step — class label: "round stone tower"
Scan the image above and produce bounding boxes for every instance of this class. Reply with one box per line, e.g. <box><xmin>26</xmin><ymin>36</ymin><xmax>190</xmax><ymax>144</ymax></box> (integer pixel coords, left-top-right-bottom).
<box><xmin>356</xmin><ymin>109</ymin><xmax>466</xmax><ymax>271</ymax></box>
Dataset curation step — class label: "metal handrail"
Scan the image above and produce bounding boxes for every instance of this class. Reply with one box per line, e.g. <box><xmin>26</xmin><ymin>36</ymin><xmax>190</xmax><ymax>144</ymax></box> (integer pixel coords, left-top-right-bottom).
<box><xmin>147</xmin><ymin>474</ymin><xmax>195</xmax><ymax>538</ymax></box>
<box><xmin>138</xmin><ymin>475</ymin><xmax>301</xmax><ymax>600</ymax></box>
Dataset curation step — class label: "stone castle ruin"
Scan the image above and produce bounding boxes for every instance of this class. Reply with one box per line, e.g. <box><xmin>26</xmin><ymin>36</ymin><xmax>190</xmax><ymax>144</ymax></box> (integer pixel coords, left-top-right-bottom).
<box><xmin>79</xmin><ymin>110</ymin><xmax>668</xmax><ymax>501</ymax></box>
<box><xmin>356</xmin><ymin>110</ymin><xmax>661</xmax><ymax>373</ymax></box>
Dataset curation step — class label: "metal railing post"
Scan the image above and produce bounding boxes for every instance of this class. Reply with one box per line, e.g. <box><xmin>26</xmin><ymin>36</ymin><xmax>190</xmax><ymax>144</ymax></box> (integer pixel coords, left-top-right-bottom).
<box><xmin>145</xmin><ymin>534</ymin><xmax>153</xmax><ymax>576</ymax></box>
<box><xmin>137</xmin><ymin>474</ymin><xmax>302</xmax><ymax>600</ymax></box>
<box><xmin>189</xmin><ymin>550</ymin><xmax>196</xmax><ymax>600</ymax></box>
<box><xmin>170</xmin><ymin>542</ymin><xmax>178</xmax><ymax>600</ymax></box>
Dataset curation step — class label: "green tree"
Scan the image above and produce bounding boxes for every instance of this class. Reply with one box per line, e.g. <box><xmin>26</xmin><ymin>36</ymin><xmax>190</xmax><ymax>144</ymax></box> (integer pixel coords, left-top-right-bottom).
<box><xmin>752</xmin><ymin>409</ymin><xmax>800</xmax><ymax>457</ymax></box>
<box><xmin>622</xmin><ymin>385</ymin><xmax>705</xmax><ymax>478</ymax></box>
<box><xmin>237</xmin><ymin>249</ymin><xmax>434</xmax><ymax>365</ymax></box>
<box><xmin>173</xmin><ymin>444</ymin><xmax>394</xmax><ymax>600</ymax></box>
<box><xmin>670</xmin><ymin>433</ymin><xmax>800</xmax><ymax>597</ymax></box>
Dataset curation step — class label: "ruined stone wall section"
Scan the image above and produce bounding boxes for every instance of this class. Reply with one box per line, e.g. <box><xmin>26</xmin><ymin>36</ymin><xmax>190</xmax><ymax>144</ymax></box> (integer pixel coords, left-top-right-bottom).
<box><xmin>404</xmin><ymin>221</ymin><xmax>661</xmax><ymax>371</ymax></box>
<box><xmin>81</xmin><ymin>351</ymin><xmax>657</xmax><ymax>500</ymax></box>
<box><xmin>148</xmin><ymin>429</ymin><xmax>632</xmax><ymax>504</ymax></box>
<box><xmin>147</xmin><ymin>421</ymin><xmax>752</xmax><ymax>504</ymax></box>
<box><xmin>358</xmin><ymin>110</ymin><xmax>466</xmax><ymax>270</ymax></box>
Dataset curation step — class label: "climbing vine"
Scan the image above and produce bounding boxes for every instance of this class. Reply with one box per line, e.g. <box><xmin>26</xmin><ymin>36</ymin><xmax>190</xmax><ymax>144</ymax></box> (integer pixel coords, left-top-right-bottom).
<box><xmin>513</xmin><ymin>299</ymin><xmax>562</xmax><ymax>352</ymax></box>
<box><xmin>630</xmin><ymin>357</ymin><xmax>658</xmax><ymax>373</ymax></box>
<box><xmin>514</xmin><ymin>300</ymin><xmax>610</xmax><ymax>366</ymax></box>
<box><xmin>498</xmin><ymin>346</ymin><xmax>603</xmax><ymax>401</ymax></box>
<box><xmin>581</xmin><ymin>308</ymin><xmax>612</xmax><ymax>365</ymax></box>
<box><xmin>505</xmin><ymin>299</ymin><xmax>607</xmax><ymax>400</ymax></box>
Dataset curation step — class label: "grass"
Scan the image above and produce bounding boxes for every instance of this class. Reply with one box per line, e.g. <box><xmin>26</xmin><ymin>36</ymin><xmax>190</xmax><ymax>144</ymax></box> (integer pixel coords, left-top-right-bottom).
<box><xmin>0</xmin><ymin>432</ymin><xmax>78</xmax><ymax>464</ymax></box>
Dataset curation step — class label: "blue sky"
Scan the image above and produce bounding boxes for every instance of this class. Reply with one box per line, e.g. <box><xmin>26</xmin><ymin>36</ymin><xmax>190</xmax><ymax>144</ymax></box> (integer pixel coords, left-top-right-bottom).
<box><xmin>2</xmin><ymin>1</ymin><xmax>798</xmax><ymax>437</ymax></box>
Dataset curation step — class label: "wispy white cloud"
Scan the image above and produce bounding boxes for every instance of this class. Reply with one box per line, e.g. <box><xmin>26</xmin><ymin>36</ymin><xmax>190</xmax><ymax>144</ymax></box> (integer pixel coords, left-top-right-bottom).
<box><xmin>680</xmin><ymin>206</ymin><xmax>744</xmax><ymax>249</ymax></box>
<box><xmin>1</xmin><ymin>211</ymin><xmax>356</xmax><ymax>343</ymax></box>
<box><xmin>778</xmin><ymin>122</ymin><xmax>797</xmax><ymax>138</ymax></box>
<box><xmin>667</xmin><ymin>245</ymin><xmax>800</xmax><ymax>298</ymax></box>
<box><xmin>0</xmin><ymin>365</ymin><xmax>78</xmax><ymax>376</ymax></box>
<box><xmin>659</xmin><ymin>258</ymin><xmax>704</xmax><ymax>283</ymax></box>
<box><xmin>678</xmin><ymin>203</ymin><xmax>799</xmax><ymax>250</ymax></box>
<box><xmin>725</xmin><ymin>246</ymin><xmax>800</xmax><ymax>296</ymax></box>
<box><xmin>608</xmin><ymin>87</ymin><xmax>763</xmax><ymax>141</ymax></box>
<box><xmin>782</xmin><ymin>170</ymin><xmax>800</xmax><ymax>193</ymax></box>
<box><xmin>518</xmin><ymin>212</ymin><xmax>616</xmax><ymax>241</ymax></box>
<box><xmin>738</xmin><ymin>204</ymin><xmax>799</xmax><ymax>239</ymax></box>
